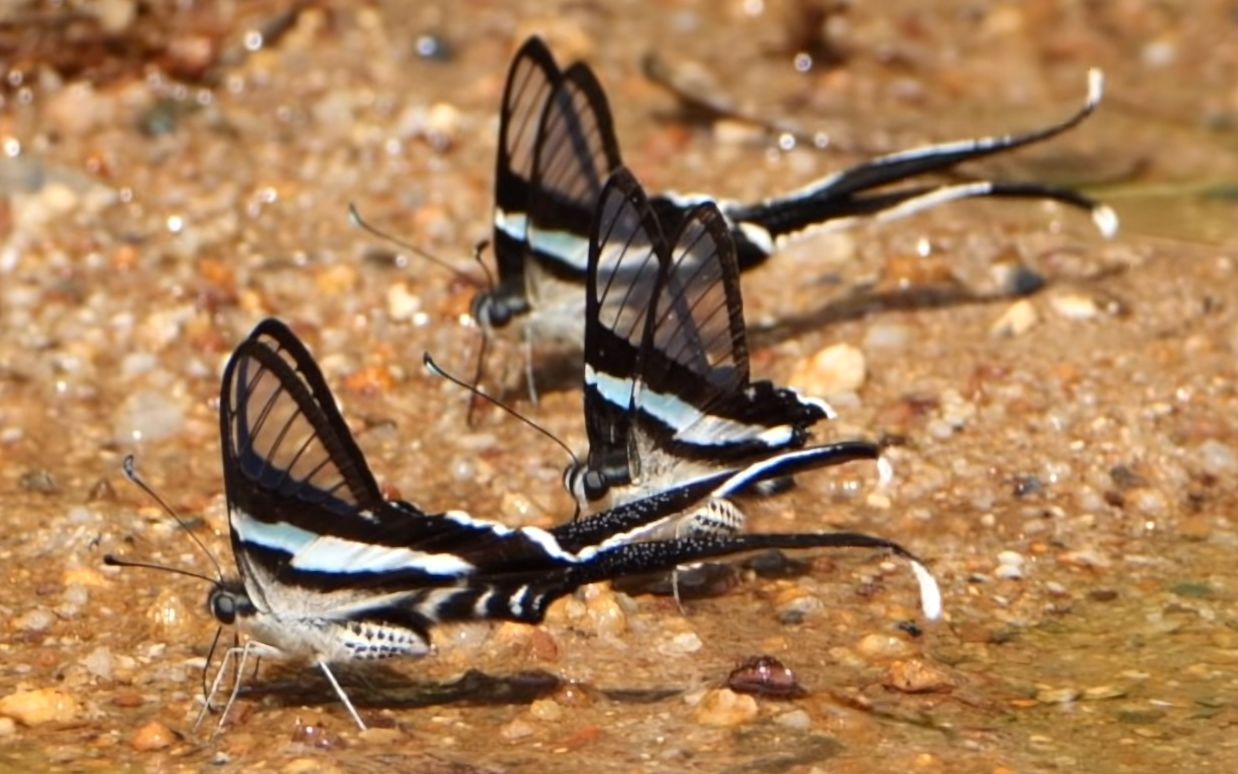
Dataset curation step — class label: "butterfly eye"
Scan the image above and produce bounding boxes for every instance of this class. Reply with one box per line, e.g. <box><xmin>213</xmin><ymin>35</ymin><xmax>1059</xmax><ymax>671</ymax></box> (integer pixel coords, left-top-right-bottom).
<box><xmin>209</xmin><ymin>589</ymin><xmax>237</xmax><ymax>625</ymax></box>
<box><xmin>472</xmin><ymin>294</ymin><xmax>510</xmax><ymax>329</ymax></box>
<box><xmin>582</xmin><ymin>470</ymin><xmax>610</xmax><ymax>501</ymax></box>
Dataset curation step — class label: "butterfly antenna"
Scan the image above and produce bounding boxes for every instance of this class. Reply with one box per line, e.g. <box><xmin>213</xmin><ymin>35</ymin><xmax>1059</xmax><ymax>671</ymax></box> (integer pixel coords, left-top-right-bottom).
<box><xmin>347</xmin><ymin>202</ymin><xmax>485</xmax><ymax>287</ymax></box>
<box><xmin>120</xmin><ymin>454</ymin><xmax>226</xmax><ymax>582</ymax></box>
<box><xmin>423</xmin><ymin>352</ymin><xmax>582</xmax><ymax>519</ymax></box>
<box><xmin>102</xmin><ymin>554</ymin><xmax>217</xmax><ymax>585</ymax></box>
<box><xmin>470</xmin><ymin>238</ymin><xmax>496</xmax><ymax>293</ymax></box>
<box><xmin>465</xmin><ymin>326</ymin><xmax>490</xmax><ymax>428</ymax></box>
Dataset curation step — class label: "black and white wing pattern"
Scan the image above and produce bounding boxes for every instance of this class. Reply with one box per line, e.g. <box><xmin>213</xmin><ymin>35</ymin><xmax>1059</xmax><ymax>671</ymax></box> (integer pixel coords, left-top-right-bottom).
<box><xmin>221</xmin><ymin>320</ymin><xmax>927</xmax><ymax>634</ymax></box>
<box><xmin>473</xmin><ymin>39</ymin><xmax>1113</xmax><ymax>357</ymax></box>
<box><xmin>483</xmin><ymin>36</ymin><xmax>561</xmax><ymax>325</ymax></box>
<box><xmin>666</xmin><ymin>69</ymin><xmax>1116</xmax><ymax>269</ymax></box>
<box><xmin>575</xmin><ymin>165</ymin><xmax>667</xmax><ymax>502</ymax></box>
<box><xmin>567</xmin><ymin>168</ymin><xmax>831</xmax><ymax>510</ymax></box>
<box><xmin>476</xmin><ymin>37</ymin><xmax>623</xmax><ymax>335</ymax></box>
<box><xmin>119</xmin><ymin>318</ymin><xmax>940</xmax><ymax>730</ymax></box>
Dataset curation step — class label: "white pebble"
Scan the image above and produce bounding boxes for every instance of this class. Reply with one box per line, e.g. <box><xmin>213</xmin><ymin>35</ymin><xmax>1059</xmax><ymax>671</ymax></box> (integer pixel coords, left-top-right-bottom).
<box><xmin>994</xmin><ymin>563</ymin><xmax>1024</xmax><ymax>580</ymax></box>
<box><xmin>997</xmin><ymin>550</ymin><xmax>1025</xmax><ymax>567</ymax></box>
<box><xmin>990</xmin><ymin>299</ymin><xmax>1039</xmax><ymax>337</ymax></box>
<box><xmin>790</xmin><ymin>343</ymin><xmax>866</xmax><ymax>397</ymax></box>
<box><xmin>82</xmin><ymin>646</ymin><xmax>115</xmax><ymax>680</ymax></box>
<box><xmin>863</xmin><ymin>322</ymin><xmax>910</xmax><ymax>350</ymax></box>
<box><xmin>62</xmin><ymin>585</ymin><xmax>90</xmax><ymax>607</ymax></box>
<box><xmin>14</xmin><ymin>609</ymin><xmax>55</xmax><ymax>632</ymax></box>
<box><xmin>386</xmin><ymin>282</ymin><xmax>421</xmax><ymax>321</ymax></box>
<box><xmin>1196</xmin><ymin>440</ymin><xmax>1238</xmax><ymax>476</ymax></box>
<box><xmin>1049</xmin><ymin>292</ymin><xmax>1099</xmax><ymax>321</ymax></box>
<box><xmin>774</xmin><ymin>709</ymin><xmax>812</xmax><ymax>730</ymax></box>
<box><xmin>660</xmin><ymin>632</ymin><xmax>703</xmax><ymax>655</ymax></box>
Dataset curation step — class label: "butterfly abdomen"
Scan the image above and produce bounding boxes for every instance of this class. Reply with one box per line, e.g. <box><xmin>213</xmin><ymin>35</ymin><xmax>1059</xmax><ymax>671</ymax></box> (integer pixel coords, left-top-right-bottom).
<box><xmin>337</xmin><ymin>619</ymin><xmax>431</xmax><ymax>661</ymax></box>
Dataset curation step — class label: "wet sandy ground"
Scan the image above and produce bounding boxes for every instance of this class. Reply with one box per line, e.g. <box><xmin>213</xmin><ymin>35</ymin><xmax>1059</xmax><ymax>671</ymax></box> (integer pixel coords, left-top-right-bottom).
<box><xmin>1</xmin><ymin>1</ymin><xmax>1236</xmax><ymax>771</ymax></box>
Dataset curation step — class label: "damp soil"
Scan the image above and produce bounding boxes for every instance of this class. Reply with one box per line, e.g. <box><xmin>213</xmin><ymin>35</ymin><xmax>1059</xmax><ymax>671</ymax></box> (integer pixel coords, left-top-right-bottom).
<box><xmin>1</xmin><ymin>2</ymin><xmax>1236</xmax><ymax>772</ymax></box>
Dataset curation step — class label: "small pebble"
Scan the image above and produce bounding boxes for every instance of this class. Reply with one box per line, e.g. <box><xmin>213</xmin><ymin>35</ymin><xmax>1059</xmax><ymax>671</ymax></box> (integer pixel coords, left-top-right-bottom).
<box><xmin>19</xmin><ymin>469</ymin><xmax>58</xmax><ymax>493</ymax></box>
<box><xmin>146</xmin><ymin>588</ymin><xmax>194</xmax><ymax>638</ymax></box>
<box><xmin>528</xmin><ymin>698</ymin><xmax>563</xmax><ymax>722</ymax></box>
<box><xmin>414</xmin><ymin>33</ymin><xmax>452</xmax><ymax>62</ymax></box>
<box><xmin>990</xmin><ymin>299</ymin><xmax>1039</xmax><ymax>337</ymax></box>
<box><xmin>693</xmin><ymin>688</ymin><xmax>759</xmax><ymax>727</ymax></box>
<box><xmin>790</xmin><ymin>343</ymin><xmax>866</xmax><ymax>397</ymax></box>
<box><xmin>1195</xmin><ymin>440</ymin><xmax>1238</xmax><ymax>477</ymax></box>
<box><xmin>1013</xmin><ymin>475</ymin><xmax>1044</xmax><ymax>498</ymax></box>
<box><xmin>1036</xmin><ymin>686</ymin><xmax>1081</xmax><ymax>704</ymax></box>
<box><xmin>995</xmin><ymin>550</ymin><xmax>1025</xmax><ymax>580</ymax></box>
<box><xmin>131</xmin><ymin>720</ymin><xmax>176</xmax><ymax>751</ymax></box>
<box><xmin>83</xmin><ymin>646</ymin><xmax>115</xmax><ymax>681</ymax></box>
<box><xmin>774</xmin><ymin>586</ymin><xmax>824</xmax><ymax>623</ymax></box>
<box><xmin>1058</xmin><ymin>548</ymin><xmax>1111</xmax><ymax>569</ymax></box>
<box><xmin>0</xmin><ymin>688</ymin><xmax>82</xmax><ymax>726</ymax></box>
<box><xmin>1049</xmin><ymin>292</ymin><xmax>1099</xmax><ymax>320</ymax></box>
<box><xmin>660</xmin><ymin>631</ymin><xmax>703</xmax><ymax>655</ymax></box>
<box><xmin>1132</xmin><ymin>489</ymin><xmax>1168</xmax><ymax>518</ymax></box>
<box><xmin>499</xmin><ymin>717</ymin><xmax>536</xmax><ymax>741</ymax></box>
<box><xmin>583</xmin><ymin>588</ymin><xmax>627</xmax><ymax>638</ymax></box>
<box><xmin>385</xmin><ymin>282</ymin><xmax>421</xmax><ymax>321</ymax></box>
<box><xmin>882</xmin><ymin>659</ymin><xmax>956</xmax><ymax>693</ymax></box>
<box><xmin>855</xmin><ymin>633</ymin><xmax>915</xmax><ymax>661</ymax></box>
<box><xmin>774</xmin><ymin>709</ymin><xmax>812</xmax><ymax>730</ymax></box>
<box><xmin>1082</xmin><ymin>685</ymin><xmax>1126</xmax><ymax>701</ymax></box>
<box><xmin>13</xmin><ymin>609</ymin><xmax>55</xmax><ymax>632</ymax></box>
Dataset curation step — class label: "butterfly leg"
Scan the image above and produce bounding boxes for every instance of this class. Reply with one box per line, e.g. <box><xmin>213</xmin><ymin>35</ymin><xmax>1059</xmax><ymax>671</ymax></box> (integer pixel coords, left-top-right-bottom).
<box><xmin>523</xmin><ymin>327</ymin><xmax>540</xmax><ymax>405</ymax></box>
<box><xmin>194</xmin><ymin>642</ymin><xmax>239</xmax><ymax>733</ymax></box>
<box><xmin>199</xmin><ymin>640</ymin><xmax>258</xmax><ymax>734</ymax></box>
<box><xmin>670</xmin><ymin>499</ymin><xmax>748</xmax><ymax>611</ymax></box>
<box><xmin>318</xmin><ymin>660</ymin><xmax>368</xmax><ymax>731</ymax></box>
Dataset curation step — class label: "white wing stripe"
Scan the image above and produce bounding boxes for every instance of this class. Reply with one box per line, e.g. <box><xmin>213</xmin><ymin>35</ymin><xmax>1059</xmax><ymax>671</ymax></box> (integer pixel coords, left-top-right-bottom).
<box><xmin>233</xmin><ymin>511</ymin><xmax>476</xmax><ymax>576</ymax></box>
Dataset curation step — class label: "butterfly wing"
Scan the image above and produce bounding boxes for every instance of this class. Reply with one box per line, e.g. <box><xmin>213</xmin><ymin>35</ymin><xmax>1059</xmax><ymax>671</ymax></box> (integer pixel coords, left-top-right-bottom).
<box><xmin>490</xmin><ymin>36</ymin><xmax>561</xmax><ymax>299</ymax></box>
<box><xmin>613</xmin><ymin>200</ymin><xmax>829</xmax><ymax>499</ymax></box>
<box><xmin>573</xmin><ymin>167</ymin><xmax>667</xmax><ymax>502</ymax></box>
<box><xmin>717</xmin><ymin>70</ymin><xmax>1114</xmax><ymax>268</ymax></box>
<box><xmin>525</xmin><ymin>62</ymin><xmax>624</xmax><ymax>281</ymax></box>
<box><xmin>220</xmin><ymin>320</ymin><xmax>571</xmax><ymax>605</ymax></box>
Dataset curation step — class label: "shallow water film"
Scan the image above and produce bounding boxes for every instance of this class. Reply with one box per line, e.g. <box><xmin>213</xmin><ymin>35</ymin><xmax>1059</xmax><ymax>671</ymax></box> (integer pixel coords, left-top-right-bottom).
<box><xmin>1</xmin><ymin>1</ymin><xmax>1236</xmax><ymax>772</ymax></box>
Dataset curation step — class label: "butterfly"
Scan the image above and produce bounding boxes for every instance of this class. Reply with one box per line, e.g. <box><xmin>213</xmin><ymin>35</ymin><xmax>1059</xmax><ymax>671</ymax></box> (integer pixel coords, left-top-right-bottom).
<box><xmin>565</xmin><ymin>165</ymin><xmax>837</xmax><ymax>513</ymax></box>
<box><xmin>108</xmin><ymin>318</ymin><xmax>941</xmax><ymax>731</ymax></box>
<box><xmin>472</xmin><ymin>36</ymin><xmax>1116</xmax><ymax>375</ymax></box>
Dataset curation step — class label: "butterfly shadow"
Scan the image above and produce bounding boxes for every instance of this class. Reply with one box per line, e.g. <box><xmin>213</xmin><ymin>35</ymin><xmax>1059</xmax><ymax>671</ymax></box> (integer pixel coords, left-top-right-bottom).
<box><xmin>516</xmin><ymin>278</ymin><xmax>1047</xmax><ymax>400</ymax></box>
<box><xmin>243</xmin><ymin>665</ymin><xmax>690</xmax><ymax>715</ymax></box>
<box><xmin>746</xmin><ymin>279</ymin><xmax>1036</xmax><ymax>351</ymax></box>
<box><xmin>245</xmin><ymin>666</ymin><xmax>561</xmax><ymax>713</ymax></box>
